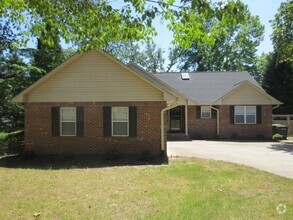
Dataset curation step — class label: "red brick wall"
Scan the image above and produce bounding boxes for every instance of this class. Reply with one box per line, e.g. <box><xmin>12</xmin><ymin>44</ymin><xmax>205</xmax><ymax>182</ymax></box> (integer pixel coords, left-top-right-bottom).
<box><xmin>25</xmin><ymin>101</ymin><xmax>166</xmax><ymax>155</ymax></box>
<box><xmin>187</xmin><ymin>106</ymin><xmax>217</xmax><ymax>139</ymax></box>
<box><xmin>218</xmin><ymin>105</ymin><xmax>272</xmax><ymax>139</ymax></box>
<box><xmin>187</xmin><ymin>105</ymin><xmax>272</xmax><ymax>139</ymax></box>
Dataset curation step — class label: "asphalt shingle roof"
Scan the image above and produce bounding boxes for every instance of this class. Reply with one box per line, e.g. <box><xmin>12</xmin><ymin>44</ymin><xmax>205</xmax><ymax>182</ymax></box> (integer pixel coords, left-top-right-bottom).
<box><xmin>152</xmin><ymin>71</ymin><xmax>263</xmax><ymax>104</ymax></box>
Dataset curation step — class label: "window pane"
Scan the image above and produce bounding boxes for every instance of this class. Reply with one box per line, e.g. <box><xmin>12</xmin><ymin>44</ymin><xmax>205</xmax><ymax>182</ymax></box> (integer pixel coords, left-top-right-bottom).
<box><xmin>235</xmin><ymin>106</ymin><xmax>244</xmax><ymax>114</ymax></box>
<box><xmin>201</xmin><ymin>106</ymin><xmax>210</xmax><ymax>112</ymax></box>
<box><xmin>113</xmin><ymin>107</ymin><xmax>128</xmax><ymax>121</ymax></box>
<box><xmin>113</xmin><ymin>122</ymin><xmax>128</xmax><ymax>136</ymax></box>
<box><xmin>61</xmin><ymin>108</ymin><xmax>76</xmax><ymax>121</ymax></box>
<box><xmin>246</xmin><ymin>115</ymin><xmax>256</xmax><ymax>123</ymax></box>
<box><xmin>201</xmin><ymin>112</ymin><xmax>211</xmax><ymax>118</ymax></box>
<box><xmin>246</xmin><ymin>106</ymin><xmax>256</xmax><ymax>114</ymax></box>
<box><xmin>235</xmin><ymin>115</ymin><xmax>244</xmax><ymax>123</ymax></box>
<box><xmin>62</xmin><ymin>122</ymin><xmax>76</xmax><ymax>135</ymax></box>
<box><xmin>201</xmin><ymin>106</ymin><xmax>211</xmax><ymax>118</ymax></box>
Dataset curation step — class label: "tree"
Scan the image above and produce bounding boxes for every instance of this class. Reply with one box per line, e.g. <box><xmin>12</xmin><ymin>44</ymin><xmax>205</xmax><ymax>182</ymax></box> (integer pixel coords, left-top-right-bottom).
<box><xmin>270</xmin><ymin>0</ymin><xmax>293</xmax><ymax>63</ymax></box>
<box><xmin>167</xmin><ymin>1</ymin><xmax>264</xmax><ymax>77</ymax></box>
<box><xmin>262</xmin><ymin>0</ymin><xmax>293</xmax><ymax>114</ymax></box>
<box><xmin>1</xmin><ymin>0</ymin><xmax>246</xmax><ymax>50</ymax></box>
<box><xmin>105</xmin><ymin>41</ymin><xmax>165</xmax><ymax>72</ymax></box>
<box><xmin>262</xmin><ymin>53</ymin><xmax>293</xmax><ymax>114</ymax></box>
<box><xmin>140</xmin><ymin>43</ymin><xmax>165</xmax><ymax>72</ymax></box>
<box><xmin>0</xmin><ymin>52</ymin><xmax>29</xmax><ymax>131</ymax></box>
<box><xmin>254</xmin><ymin>53</ymin><xmax>268</xmax><ymax>83</ymax></box>
<box><xmin>105</xmin><ymin>41</ymin><xmax>145</xmax><ymax>65</ymax></box>
<box><xmin>32</xmin><ymin>25</ymin><xmax>64</xmax><ymax>73</ymax></box>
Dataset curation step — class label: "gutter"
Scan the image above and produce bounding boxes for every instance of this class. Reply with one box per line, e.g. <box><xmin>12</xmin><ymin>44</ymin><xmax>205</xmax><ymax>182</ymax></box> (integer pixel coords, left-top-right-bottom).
<box><xmin>161</xmin><ymin>99</ymin><xmax>179</xmax><ymax>153</ymax></box>
<box><xmin>211</xmin><ymin>106</ymin><xmax>220</xmax><ymax>136</ymax></box>
<box><xmin>272</xmin><ymin>104</ymin><xmax>280</xmax><ymax>110</ymax></box>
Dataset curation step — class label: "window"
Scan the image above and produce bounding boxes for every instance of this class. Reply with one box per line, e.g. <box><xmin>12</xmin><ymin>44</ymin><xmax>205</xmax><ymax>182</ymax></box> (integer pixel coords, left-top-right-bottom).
<box><xmin>235</xmin><ymin>106</ymin><xmax>256</xmax><ymax>124</ymax></box>
<box><xmin>112</xmin><ymin>107</ymin><xmax>129</xmax><ymax>136</ymax></box>
<box><xmin>60</xmin><ymin>107</ymin><xmax>76</xmax><ymax>136</ymax></box>
<box><xmin>201</xmin><ymin>106</ymin><xmax>211</xmax><ymax>118</ymax></box>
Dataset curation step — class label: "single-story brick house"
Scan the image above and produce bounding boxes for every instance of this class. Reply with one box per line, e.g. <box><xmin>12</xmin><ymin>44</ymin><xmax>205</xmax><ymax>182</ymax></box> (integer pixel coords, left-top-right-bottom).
<box><xmin>12</xmin><ymin>49</ymin><xmax>281</xmax><ymax>155</ymax></box>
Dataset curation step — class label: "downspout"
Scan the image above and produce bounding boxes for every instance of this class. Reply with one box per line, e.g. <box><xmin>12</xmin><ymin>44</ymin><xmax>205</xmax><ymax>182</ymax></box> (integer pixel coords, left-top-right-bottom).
<box><xmin>211</xmin><ymin>106</ymin><xmax>219</xmax><ymax>136</ymax></box>
<box><xmin>272</xmin><ymin>104</ymin><xmax>280</xmax><ymax>110</ymax></box>
<box><xmin>161</xmin><ymin>99</ymin><xmax>179</xmax><ymax>153</ymax></box>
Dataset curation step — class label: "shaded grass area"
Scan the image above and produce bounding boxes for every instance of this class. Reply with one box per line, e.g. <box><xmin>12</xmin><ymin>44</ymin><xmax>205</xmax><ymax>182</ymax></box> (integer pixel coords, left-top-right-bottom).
<box><xmin>0</xmin><ymin>157</ymin><xmax>292</xmax><ymax>219</ymax></box>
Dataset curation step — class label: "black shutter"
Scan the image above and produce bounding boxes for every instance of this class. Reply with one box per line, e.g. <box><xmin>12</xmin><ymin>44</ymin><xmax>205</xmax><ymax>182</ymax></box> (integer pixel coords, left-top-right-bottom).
<box><xmin>103</xmin><ymin>106</ymin><xmax>111</xmax><ymax>137</ymax></box>
<box><xmin>129</xmin><ymin>106</ymin><xmax>137</xmax><ymax>137</ymax></box>
<box><xmin>257</xmin><ymin>105</ymin><xmax>262</xmax><ymax>124</ymax></box>
<box><xmin>212</xmin><ymin>107</ymin><xmax>217</xmax><ymax>119</ymax></box>
<box><xmin>230</xmin><ymin>106</ymin><xmax>234</xmax><ymax>124</ymax></box>
<box><xmin>196</xmin><ymin>106</ymin><xmax>201</xmax><ymax>119</ymax></box>
<box><xmin>76</xmin><ymin>107</ymin><xmax>84</xmax><ymax>137</ymax></box>
<box><xmin>52</xmin><ymin>107</ymin><xmax>60</xmax><ymax>136</ymax></box>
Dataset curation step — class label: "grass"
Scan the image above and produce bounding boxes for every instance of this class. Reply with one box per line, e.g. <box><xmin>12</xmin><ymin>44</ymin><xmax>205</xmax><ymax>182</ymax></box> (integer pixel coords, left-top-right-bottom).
<box><xmin>0</xmin><ymin>157</ymin><xmax>292</xmax><ymax>219</ymax></box>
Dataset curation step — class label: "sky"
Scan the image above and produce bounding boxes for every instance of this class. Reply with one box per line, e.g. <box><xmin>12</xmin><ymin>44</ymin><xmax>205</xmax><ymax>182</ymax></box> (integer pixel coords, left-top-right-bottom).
<box><xmin>153</xmin><ymin>0</ymin><xmax>286</xmax><ymax>56</ymax></box>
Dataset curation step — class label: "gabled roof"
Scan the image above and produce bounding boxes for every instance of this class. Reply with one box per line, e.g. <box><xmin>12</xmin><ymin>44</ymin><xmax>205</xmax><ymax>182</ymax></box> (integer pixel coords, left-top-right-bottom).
<box><xmin>12</xmin><ymin>49</ymin><xmax>186</xmax><ymax>103</ymax></box>
<box><xmin>12</xmin><ymin>49</ymin><xmax>281</xmax><ymax>106</ymax></box>
<box><xmin>213</xmin><ymin>80</ymin><xmax>282</xmax><ymax>105</ymax></box>
<box><xmin>153</xmin><ymin>71</ymin><xmax>281</xmax><ymax>105</ymax></box>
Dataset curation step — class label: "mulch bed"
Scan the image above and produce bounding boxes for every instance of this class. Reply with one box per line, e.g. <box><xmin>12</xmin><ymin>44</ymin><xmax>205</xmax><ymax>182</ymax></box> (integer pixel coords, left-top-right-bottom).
<box><xmin>0</xmin><ymin>154</ymin><xmax>168</xmax><ymax>169</ymax></box>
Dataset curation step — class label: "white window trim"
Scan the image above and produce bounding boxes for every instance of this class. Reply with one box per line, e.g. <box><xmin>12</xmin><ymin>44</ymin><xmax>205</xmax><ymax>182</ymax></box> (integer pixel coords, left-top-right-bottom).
<box><xmin>60</xmin><ymin>107</ymin><xmax>76</xmax><ymax>136</ymax></box>
<box><xmin>234</xmin><ymin>106</ymin><xmax>256</xmax><ymax>124</ymax></box>
<box><xmin>112</xmin><ymin>107</ymin><xmax>129</xmax><ymax>137</ymax></box>
<box><xmin>201</xmin><ymin>106</ymin><xmax>211</xmax><ymax>118</ymax></box>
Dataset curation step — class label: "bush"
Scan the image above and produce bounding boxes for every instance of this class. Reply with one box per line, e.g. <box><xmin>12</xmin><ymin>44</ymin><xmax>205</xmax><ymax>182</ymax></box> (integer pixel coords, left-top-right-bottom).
<box><xmin>255</xmin><ymin>134</ymin><xmax>266</xmax><ymax>140</ymax></box>
<box><xmin>104</xmin><ymin>149</ymin><xmax>123</xmax><ymax>161</ymax></box>
<box><xmin>272</xmin><ymin>133</ymin><xmax>283</xmax><ymax>140</ymax></box>
<box><xmin>231</xmin><ymin>133</ymin><xmax>239</xmax><ymax>139</ymax></box>
<box><xmin>0</xmin><ymin>130</ymin><xmax>24</xmax><ymax>155</ymax></box>
<box><xmin>193</xmin><ymin>134</ymin><xmax>203</xmax><ymax>140</ymax></box>
<box><xmin>139</xmin><ymin>150</ymin><xmax>155</xmax><ymax>162</ymax></box>
<box><xmin>20</xmin><ymin>150</ymin><xmax>36</xmax><ymax>160</ymax></box>
<box><xmin>58</xmin><ymin>153</ymin><xmax>75</xmax><ymax>161</ymax></box>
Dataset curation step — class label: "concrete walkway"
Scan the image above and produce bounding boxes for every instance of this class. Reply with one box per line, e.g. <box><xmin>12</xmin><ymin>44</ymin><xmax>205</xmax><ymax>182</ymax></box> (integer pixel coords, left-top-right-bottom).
<box><xmin>167</xmin><ymin>140</ymin><xmax>293</xmax><ymax>179</ymax></box>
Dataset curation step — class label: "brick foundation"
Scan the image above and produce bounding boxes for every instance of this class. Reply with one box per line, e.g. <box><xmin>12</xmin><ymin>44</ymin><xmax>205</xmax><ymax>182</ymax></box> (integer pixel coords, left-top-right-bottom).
<box><xmin>25</xmin><ymin>101</ymin><xmax>166</xmax><ymax>155</ymax></box>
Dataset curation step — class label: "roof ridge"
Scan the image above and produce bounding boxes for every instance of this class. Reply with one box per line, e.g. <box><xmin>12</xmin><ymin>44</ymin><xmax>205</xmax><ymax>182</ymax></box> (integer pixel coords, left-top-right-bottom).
<box><xmin>152</xmin><ymin>71</ymin><xmax>249</xmax><ymax>74</ymax></box>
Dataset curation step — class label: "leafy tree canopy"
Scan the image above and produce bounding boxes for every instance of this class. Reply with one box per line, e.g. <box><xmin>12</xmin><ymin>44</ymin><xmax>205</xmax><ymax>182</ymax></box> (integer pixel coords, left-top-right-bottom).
<box><xmin>270</xmin><ymin>0</ymin><xmax>293</xmax><ymax>63</ymax></box>
<box><xmin>1</xmin><ymin>0</ymin><xmax>246</xmax><ymax>50</ymax></box>
<box><xmin>166</xmin><ymin>1</ymin><xmax>264</xmax><ymax>77</ymax></box>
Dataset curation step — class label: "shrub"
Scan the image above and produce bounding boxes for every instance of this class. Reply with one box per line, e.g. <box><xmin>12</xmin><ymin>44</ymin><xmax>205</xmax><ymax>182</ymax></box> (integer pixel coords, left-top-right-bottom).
<box><xmin>104</xmin><ymin>149</ymin><xmax>123</xmax><ymax>161</ymax></box>
<box><xmin>193</xmin><ymin>134</ymin><xmax>203</xmax><ymax>140</ymax></box>
<box><xmin>0</xmin><ymin>132</ymin><xmax>9</xmax><ymax>140</ymax></box>
<box><xmin>58</xmin><ymin>153</ymin><xmax>75</xmax><ymax>161</ymax></box>
<box><xmin>139</xmin><ymin>150</ymin><xmax>155</xmax><ymax>162</ymax></box>
<box><xmin>20</xmin><ymin>150</ymin><xmax>36</xmax><ymax>160</ymax></box>
<box><xmin>231</xmin><ymin>133</ymin><xmax>238</xmax><ymax>139</ymax></box>
<box><xmin>0</xmin><ymin>130</ymin><xmax>24</xmax><ymax>155</ymax></box>
<box><xmin>272</xmin><ymin>133</ymin><xmax>283</xmax><ymax>140</ymax></box>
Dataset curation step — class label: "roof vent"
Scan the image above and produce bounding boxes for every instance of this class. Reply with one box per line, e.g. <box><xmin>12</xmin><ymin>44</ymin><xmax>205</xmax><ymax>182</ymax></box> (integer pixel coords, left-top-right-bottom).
<box><xmin>181</xmin><ymin>72</ymin><xmax>190</xmax><ymax>80</ymax></box>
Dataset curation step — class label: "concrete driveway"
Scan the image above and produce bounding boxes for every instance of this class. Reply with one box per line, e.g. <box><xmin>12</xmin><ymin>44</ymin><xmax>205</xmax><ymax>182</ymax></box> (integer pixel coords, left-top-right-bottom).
<box><xmin>167</xmin><ymin>140</ymin><xmax>293</xmax><ymax>179</ymax></box>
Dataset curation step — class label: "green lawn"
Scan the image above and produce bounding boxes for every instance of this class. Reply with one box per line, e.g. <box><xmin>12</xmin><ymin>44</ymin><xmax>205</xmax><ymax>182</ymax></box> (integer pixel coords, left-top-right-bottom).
<box><xmin>0</xmin><ymin>157</ymin><xmax>292</xmax><ymax>219</ymax></box>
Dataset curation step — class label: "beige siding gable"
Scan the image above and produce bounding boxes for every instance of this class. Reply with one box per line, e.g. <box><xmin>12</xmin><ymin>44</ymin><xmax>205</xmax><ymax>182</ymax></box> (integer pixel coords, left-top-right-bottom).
<box><xmin>220</xmin><ymin>84</ymin><xmax>274</xmax><ymax>105</ymax></box>
<box><xmin>27</xmin><ymin>51</ymin><xmax>163</xmax><ymax>102</ymax></box>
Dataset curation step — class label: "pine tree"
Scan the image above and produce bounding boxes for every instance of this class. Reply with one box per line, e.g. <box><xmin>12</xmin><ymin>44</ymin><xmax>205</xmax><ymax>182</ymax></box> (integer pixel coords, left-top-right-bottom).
<box><xmin>263</xmin><ymin>53</ymin><xmax>293</xmax><ymax>114</ymax></box>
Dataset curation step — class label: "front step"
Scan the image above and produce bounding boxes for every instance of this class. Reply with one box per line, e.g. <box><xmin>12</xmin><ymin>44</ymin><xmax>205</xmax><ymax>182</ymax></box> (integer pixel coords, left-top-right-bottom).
<box><xmin>167</xmin><ymin>133</ymin><xmax>191</xmax><ymax>141</ymax></box>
